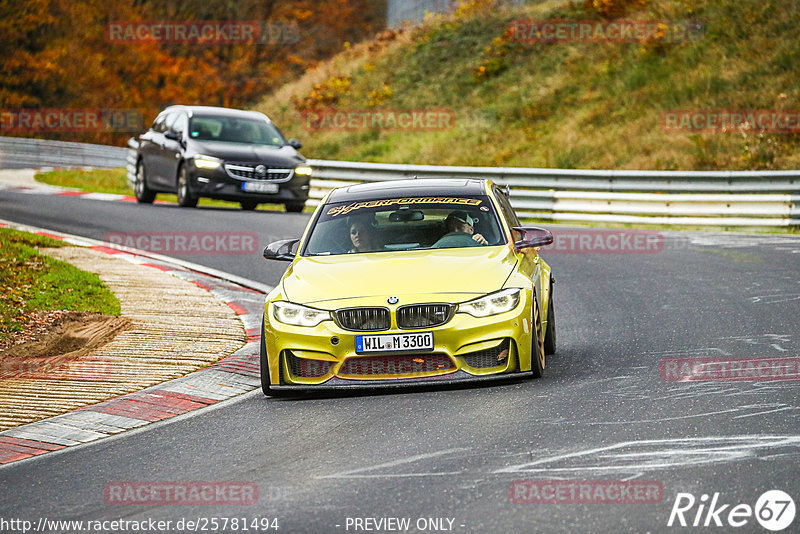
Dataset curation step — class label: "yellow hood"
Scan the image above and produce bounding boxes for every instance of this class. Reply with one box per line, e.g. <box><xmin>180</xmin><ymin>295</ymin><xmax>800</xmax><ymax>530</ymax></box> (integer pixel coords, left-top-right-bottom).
<box><xmin>282</xmin><ymin>246</ymin><xmax>518</xmax><ymax>307</ymax></box>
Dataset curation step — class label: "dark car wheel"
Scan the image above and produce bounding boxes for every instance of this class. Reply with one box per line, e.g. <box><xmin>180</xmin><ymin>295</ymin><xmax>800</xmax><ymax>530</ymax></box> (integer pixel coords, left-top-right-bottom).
<box><xmin>285</xmin><ymin>201</ymin><xmax>305</xmax><ymax>213</ymax></box>
<box><xmin>544</xmin><ymin>281</ymin><xmax>556</xmax><ymax>355</ymax></box>
<box><xmin>260</xmin><ymin>317</ymin><xmax>290</xmax><ymax>397</ymax></box>
<box><xmin>240</xmin><ymin>200</ymin><xmax>259</xmax><ymax>211</ymax></box>
<box><xmin>176</xmin><ymin>166</ymin><xmax>198</xmax><ymax>208</ymax></box>
<box><xmin>530</xmin><ymin>294</ymin><xmax>546</xmax><ymax>379</ymax></box>
<box><xmin>134</xmin><ymin>161</ymin><xmax>156</xmax><ymax>204</ymax></box>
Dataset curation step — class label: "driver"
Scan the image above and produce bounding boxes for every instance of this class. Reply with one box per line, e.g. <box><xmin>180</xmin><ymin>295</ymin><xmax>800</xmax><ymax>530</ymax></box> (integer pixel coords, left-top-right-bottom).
<box><xmin>348</xmin><ymin>217</ymin><xmax>381</xmax><ymax>253</ymax></box>
<box><xmin>432</xmin><ymin>211</ymin><xmax>488</xmax><ymax>248</ymax></box>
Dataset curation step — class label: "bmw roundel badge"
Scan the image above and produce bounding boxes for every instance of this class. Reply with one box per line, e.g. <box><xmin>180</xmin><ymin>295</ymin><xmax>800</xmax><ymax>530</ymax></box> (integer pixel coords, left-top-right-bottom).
<box><xmin>387</xmin><ymin>296</ymin><xmax>399</xmax><ymax>305</ymax></box>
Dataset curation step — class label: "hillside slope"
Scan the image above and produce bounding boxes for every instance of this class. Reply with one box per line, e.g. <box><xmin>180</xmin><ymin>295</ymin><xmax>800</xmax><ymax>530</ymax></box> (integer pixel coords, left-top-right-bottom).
<box><xmin>256</xmin><ymin>0</ymin><xmax>799</xmax><ymax>170</ymax></box>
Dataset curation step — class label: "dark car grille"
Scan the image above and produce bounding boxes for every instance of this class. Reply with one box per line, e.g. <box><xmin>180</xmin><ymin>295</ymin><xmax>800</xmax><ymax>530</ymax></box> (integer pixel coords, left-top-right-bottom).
<box><xmin>335</xmin><ymin>308</ymin><xmax>390</xmax><ymax>331</ymax></box>
<box><xmin>397</xmin><ymin>304</ymin><xmax>454</xmax><ymax>329</ymax></box>
<box><xmin>339</xmin><ymin>354</ymin><xmax>455</xmax><ymax>376</ymax></box>
<box><xmin>285</xmin><ymin>351</ymin><xmax>332</xmax><ymax>378</ymax></box>
<box><xmin>224</xmin><ymin>163</ymin><xmax>293</xmax><ymax>181</ymax></box>
<box><xmin>461</xmin><ymin>340</ymin><xmax>511</xmax><ymax>369</ymax></box>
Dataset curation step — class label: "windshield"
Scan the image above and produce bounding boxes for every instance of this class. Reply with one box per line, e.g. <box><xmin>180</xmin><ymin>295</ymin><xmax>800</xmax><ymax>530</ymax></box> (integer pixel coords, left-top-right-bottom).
<box><xmin>303</xmin><ymin>195</ymin><xmax>506</xmax><ymax>256</ymax></box>
<box><xmin>188</xmin><ymin>116</ymin><xmax>286</xmax><ymax>146</ymax></box>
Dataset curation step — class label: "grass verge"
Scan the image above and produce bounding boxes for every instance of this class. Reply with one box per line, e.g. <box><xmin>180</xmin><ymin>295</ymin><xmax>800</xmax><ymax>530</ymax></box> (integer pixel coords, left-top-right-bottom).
<box><xmin>258</xmin><ymin>0</ymin><xmax>800</xmax><ymax>171</ymax></box>
<box><xmin>0</xmin><ymin>228</ymin><xmax>120</xmax><ymax>343</ymax></box>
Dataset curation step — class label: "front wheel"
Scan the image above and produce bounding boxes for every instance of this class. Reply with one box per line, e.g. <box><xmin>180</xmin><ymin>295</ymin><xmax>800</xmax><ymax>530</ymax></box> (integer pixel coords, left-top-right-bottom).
<box><xmin>134</xmin><ymin>161</ymin><xmax>156</xmax><ymax>204</ymax></box>
<box><xmin>530</xmin><ymin>295</ymin><xmax>546</xmax><ymax>378</ymax></box>
<box><xmin>176</xmin><ymin>166</ymin><xmax>198</xmax><ymax>208</ymax></box>
<box><xmin>284</xmin><ymin>201</ymin><xmax>305</xmax><ymax>213</ymax></box>
<box><xmin>544</xmin><ymin>282</ymin><xmax>556</xmax><ymax>356</ymax></box>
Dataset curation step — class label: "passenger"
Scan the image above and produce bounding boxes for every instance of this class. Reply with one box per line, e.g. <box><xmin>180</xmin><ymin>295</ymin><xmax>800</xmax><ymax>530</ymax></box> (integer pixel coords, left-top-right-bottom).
<box><xmin>348</xmin><ymin>218</ymin><xmax>381</xmax><ymax>252</ymax></box>
<box><xmin>432</xmin><ymin>211</ymin><xmax>488</xmax><ymax>248</ymax></box>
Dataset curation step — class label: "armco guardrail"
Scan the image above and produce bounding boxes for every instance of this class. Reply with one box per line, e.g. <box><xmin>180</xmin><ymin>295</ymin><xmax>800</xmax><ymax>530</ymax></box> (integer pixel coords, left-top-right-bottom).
<box><xmin>305</xmin><ymin>159</ymin><xmax>799</xmax><ymax>227</ymax></box>
<box><xmin>0</xmin><ymin>136</ymin><xmax>128</xmax><ymax>169</ymax></box>
<box><xmin>21</xmin><ymin>136</ymin><xmax>794</xmax><ymax>228</ymax></box>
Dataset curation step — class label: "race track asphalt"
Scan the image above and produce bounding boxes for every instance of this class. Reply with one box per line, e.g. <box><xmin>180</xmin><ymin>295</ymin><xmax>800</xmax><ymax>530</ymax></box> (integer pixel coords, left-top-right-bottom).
<box><xmin>1</xmin><ymin>190</ymin><xmax>799</xmax><ymax>533</ymax></box>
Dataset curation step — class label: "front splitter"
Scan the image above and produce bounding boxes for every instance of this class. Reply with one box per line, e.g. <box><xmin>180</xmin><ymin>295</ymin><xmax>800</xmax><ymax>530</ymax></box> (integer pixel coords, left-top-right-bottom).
<box><xmin>273</xmin><ymin>369</ymin><xmax>533</xmax><ymax>390</ymax></box>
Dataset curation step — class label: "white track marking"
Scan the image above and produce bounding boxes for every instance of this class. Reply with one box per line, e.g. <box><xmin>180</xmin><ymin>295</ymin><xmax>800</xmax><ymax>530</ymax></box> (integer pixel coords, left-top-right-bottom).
<box><xmin>317</xmin><ymin>448</ymin><xmax>469</xmax><ymax>479</ymax></box>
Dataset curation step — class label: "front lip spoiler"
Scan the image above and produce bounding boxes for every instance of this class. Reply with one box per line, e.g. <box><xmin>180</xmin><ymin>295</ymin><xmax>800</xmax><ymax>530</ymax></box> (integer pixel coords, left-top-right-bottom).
<box><xmin>272</xmin><ymin>369</ymin><xmax>532</xmax><ymax>390</ymax></box>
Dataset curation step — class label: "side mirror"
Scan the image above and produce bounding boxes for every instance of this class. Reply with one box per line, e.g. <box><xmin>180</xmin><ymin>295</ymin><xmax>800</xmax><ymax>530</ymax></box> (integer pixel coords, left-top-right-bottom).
<box><xmin>164</xmin><ymin>129</ymin><xmax>180</xmax><ymax>141</ymax></box>
<box><xmin>512</xmin><ymin>227</ymin><xmax>553</xmax><ymax>252</ymax></box>
<box><xmin>287</xmin><ymin>139</ymin><xmax>302</xmax><ymax>150</ymax></box>
<box><xmin>263</xmin><ymin>238</ymin><xmax>300</xmax><ymax>261</ymax></box>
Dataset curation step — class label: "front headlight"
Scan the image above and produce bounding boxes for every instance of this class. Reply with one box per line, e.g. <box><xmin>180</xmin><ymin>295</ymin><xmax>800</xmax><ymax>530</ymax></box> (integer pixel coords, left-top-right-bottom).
<box><xmin>194</xmin><ymin>155</ymin><xmax>222</xmax><ymax>169</ymax></box>
<box><xmin>294</xmin><ymin>165</ymin><xmax>312</xmax><ymax>176</ymax></box>
<box><xmin>273</xmin><ymin>301</ymin><xmax>330</xmax><ymax>327</ymax></box>
<box><xmin>458</xmin><ymin>288</ymin><xmax>521</xmax><ymax>318</ymax></box>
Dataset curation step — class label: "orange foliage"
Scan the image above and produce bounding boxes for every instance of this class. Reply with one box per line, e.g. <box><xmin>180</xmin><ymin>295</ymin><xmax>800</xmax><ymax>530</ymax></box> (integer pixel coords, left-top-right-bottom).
<box><xmin>0</xmin><ymin>0</ymin><xmax>386</xmax><ymax>144</ymax></box>
<box><xmin>583</xmin><ymin>0</ymin><xmax>650</xmax><ymax>18</ymax></box>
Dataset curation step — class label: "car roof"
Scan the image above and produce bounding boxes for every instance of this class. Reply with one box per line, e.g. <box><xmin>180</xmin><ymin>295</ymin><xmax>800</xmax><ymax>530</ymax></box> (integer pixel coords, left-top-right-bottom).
<box><xmin>159</xmin><ymin>105</ymin><xmax>271</xmax><ymax>122</ymax></box>
<box><xmin>327</xmin><ymin>179</ymin><xmax>491</xmax><ymax>202</ymax></box>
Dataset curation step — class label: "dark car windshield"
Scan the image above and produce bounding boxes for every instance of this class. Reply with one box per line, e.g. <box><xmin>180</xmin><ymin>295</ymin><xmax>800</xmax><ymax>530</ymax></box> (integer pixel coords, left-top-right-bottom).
<box><xmin>188</xmin><ymin>116</ymin><xmax>286</xmax><ymax>146</ymax></box>
<box><xmin>303</xmin><ymin>195</ymin><xmax>506</xmax><ymax>256</ymax></box>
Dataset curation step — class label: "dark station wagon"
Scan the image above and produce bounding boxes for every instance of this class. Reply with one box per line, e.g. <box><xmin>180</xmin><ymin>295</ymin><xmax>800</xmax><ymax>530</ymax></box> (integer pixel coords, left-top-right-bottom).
<box><xmin>134</xmin><ymin>105</ymin><xmax>311</xmax><ymax>212</ymax></box>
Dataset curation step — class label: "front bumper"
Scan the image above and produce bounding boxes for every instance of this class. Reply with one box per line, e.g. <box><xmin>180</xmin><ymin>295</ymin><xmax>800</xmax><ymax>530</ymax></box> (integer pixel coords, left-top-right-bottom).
<box><xmin>189</xmin><ymin>165</ymin><xmax>309</xmax><ymax>203</ymax></box>
<box><xmin>262</xmin><ymin>292</ymin><xmax>535</xmax><ymax>388</ymax></box>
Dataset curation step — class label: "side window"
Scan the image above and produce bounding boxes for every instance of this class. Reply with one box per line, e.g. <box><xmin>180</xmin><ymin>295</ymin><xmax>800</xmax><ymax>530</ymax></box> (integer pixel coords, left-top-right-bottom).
<box><xmin>163</xmin><ymin>112</ymin><xmax>179</xmax><ymax>132</ymax></box>
<box><xmin>493</xmin><ymin>185</ymin><xmax>521</xmax><ymax>228</ymax></box>
<box><xmin>172</xmin><ymin>113</ymin><xmax>188</xmax><ymax>135</ymax></box>
<box><xmin>151</xmin><ymin>113</ymin><xmax>168</xmax><ymax>133</ymax></box>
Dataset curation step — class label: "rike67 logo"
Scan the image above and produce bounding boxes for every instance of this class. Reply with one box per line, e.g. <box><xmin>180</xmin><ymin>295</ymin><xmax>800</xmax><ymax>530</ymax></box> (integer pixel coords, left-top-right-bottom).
<box><xmin>668</xmin><ymin>490</ymin><xmax>795</xmax><ymax>531</ymax></box>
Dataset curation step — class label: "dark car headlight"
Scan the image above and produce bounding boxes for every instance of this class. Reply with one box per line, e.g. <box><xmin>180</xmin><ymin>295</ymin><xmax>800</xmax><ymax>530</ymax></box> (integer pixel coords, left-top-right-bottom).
<box><xmin>194</xmin><ymin>155</ymin><xmax>223</xmax><ymax>169</ymax></box>
<box><xmin>294</xmin><ymin>165</ymin><xmax>312</xmax><ymax>176</ymax></box>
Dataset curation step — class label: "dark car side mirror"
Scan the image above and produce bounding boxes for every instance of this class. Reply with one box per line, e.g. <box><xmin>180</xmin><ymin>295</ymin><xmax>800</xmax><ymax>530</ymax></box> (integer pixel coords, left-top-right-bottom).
<box><xmin>164</xmin><ymin>129</ymin><xmax>181</xmax><ymax>141</ymax></box>
<box><xmin>287</xmin><ymin>139</ymin><xmax>302</xmax><ymax>150</ymax></box>
<box><xmin>512</xmin><ymin>227</ymin><xmax>553</xmax><ymax>252</ymax></box>
<box><xmin>263</xmin><ymin>238</ymin><xmax>300</xmax><ymax>261</ymax></box>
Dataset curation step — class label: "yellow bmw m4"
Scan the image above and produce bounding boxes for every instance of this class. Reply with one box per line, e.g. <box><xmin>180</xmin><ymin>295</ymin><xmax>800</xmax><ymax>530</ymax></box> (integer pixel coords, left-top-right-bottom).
<box><xmin>260</xmin><ymin>178</ymin><xmax>555</xmax><ymax>396</ymax></box>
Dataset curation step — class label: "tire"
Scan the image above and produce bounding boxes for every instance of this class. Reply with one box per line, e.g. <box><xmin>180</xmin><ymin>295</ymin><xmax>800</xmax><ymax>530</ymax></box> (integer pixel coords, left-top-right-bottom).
<box><xmin>176</xmin><ymin>165</ymin><xmax>198</xmax><ymax>208</ymax></box>
<box><xmin>260</xmin><ymin>317</ymin><xmax>290</xmax><ymax>397</ymax></box>
<box><xmin>530</xmin><ymin>294</ymin><xmax>546</xmax><ymax>379</ymax></box>
<box><xmin>544</xmin><ymin>282</ymin><xmax>556</xmax><ymax>356</ymax></box>
<box><xmin>285</xmin><ymin>201</ymin><xmax>305</xmax><ymax>213</ymax></box>
<box><xmin>240</xmin><ymin>200</ymin><xmax>259</xmax><ymax>211</ymax></box>
<box><xmin>134</xmin><ymin>160</ymin><xmax>156</xmax><ymax>204</ymax></box>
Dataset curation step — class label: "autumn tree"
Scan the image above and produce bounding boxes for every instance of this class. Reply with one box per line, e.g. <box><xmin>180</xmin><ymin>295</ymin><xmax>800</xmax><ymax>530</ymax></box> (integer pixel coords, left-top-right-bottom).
<box><xmin>0</xmin><ymin>0</ymin><xmax>387</xmax><ymax>144</ymax></box>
